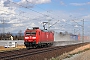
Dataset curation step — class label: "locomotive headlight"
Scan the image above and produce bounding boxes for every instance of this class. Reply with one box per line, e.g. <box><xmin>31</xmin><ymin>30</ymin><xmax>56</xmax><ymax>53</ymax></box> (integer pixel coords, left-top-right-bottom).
<box><xmin>25</xmin><ymin>37</ymin><xmax>29</xmax><ymax>39</ymax></box>
<box><xmin>32</xmin><ymin>37</ymin><xmax>36</xmax><ymax>39</ymax></box>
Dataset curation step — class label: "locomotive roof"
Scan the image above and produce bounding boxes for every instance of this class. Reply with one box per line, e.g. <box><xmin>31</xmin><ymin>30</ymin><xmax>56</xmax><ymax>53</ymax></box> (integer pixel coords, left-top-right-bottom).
<box><xmin>26</xmin><ymin>28</ymin><xmax>53</xmax><ymax>32</ymax></box>
<box><xmin>41</xmin><ymin>29</ymin><xmax>53</xmax><ymax>32</ymax></box>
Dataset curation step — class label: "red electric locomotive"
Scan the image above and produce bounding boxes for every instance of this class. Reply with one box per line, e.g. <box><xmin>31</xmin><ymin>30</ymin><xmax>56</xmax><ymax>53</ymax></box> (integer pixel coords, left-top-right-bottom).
<box><xmin>24</xmin><ymin>27</ymin><xmax>54</xmax><ymax>49</ymax></box>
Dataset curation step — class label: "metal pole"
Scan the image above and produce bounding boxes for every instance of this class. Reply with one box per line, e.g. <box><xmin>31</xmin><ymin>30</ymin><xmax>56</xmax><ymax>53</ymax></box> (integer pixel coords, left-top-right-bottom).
<box><xmin>48</xmin><ymin>20</ymin><xmax>51</xmax><ymax>30</ymax></box>
<box><xmin>74</xmin><ymin>29</ymin><xmax>75</xmax><ymax>35</ymax></box>
<box><xmin>3</xmin><ymin>18</ymin><xmax>4</xmax><ymax>34</ymax></box>
<box><xmin>82</xmin><ymin>19</ymin><xmax>84</xmax><ymax>43</ymax></box>
<box><xmin>3</xmin><ymin>17</ymin><xmax>5</xmax><ymax>34</ymax></box>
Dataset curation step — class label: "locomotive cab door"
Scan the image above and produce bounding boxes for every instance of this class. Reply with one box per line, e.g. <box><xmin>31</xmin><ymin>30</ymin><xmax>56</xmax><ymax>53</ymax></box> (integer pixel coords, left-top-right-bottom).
<box><xmin>36</xmin><ymin>30</ymin><xmax>41</xmax><ymax>44</ymax></box>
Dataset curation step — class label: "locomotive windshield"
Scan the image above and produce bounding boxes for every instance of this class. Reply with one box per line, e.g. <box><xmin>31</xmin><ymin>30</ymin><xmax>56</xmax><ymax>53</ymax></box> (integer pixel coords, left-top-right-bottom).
<box><xmin>25</xmin><ymin>31</ymin><xmax>36</xmax><ymax>35</ymax></box>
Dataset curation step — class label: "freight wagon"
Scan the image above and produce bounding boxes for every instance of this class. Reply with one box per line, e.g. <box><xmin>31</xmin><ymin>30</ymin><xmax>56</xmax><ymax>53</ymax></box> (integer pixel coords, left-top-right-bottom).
<box><xmin>24</xmin><ymin>27</ymin><xmax>54</xmax><ymax>49</ymax></box>
<box><xmin>70</xmin><ymin>35</ymin><xmax>78</xmax><ymax>40</ymax></box>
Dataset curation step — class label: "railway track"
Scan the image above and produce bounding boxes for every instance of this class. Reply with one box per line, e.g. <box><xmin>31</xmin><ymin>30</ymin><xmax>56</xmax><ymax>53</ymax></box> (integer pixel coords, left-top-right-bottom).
<box><xmin>0</xmin><ymin>42</ymin><xmax>89</xmax><ymax>60</ymax></box>
<box><xmin>0</xmin><ymin>46</ymin><xmax>63</xmax><ymax>60</ymax></box>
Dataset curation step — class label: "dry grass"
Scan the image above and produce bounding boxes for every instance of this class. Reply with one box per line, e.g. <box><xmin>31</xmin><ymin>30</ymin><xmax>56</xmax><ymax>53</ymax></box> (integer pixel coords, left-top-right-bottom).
<box><xmin>0</xmin><ymin>45</ymin><xmax>26</xmax><ymax>52</ymax></box>
<box><xmin>69</xmin><ymin>44</ymin><xmax>90</xmax><ymax>54</ymax></box>
<box><xmin>50</xmin><ymin>44</ymin><xmax>90</xmax><ymax>60</ymax></box>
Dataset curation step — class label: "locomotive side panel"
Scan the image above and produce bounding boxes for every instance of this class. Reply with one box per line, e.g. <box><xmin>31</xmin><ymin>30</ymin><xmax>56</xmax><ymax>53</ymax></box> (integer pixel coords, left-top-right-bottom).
<box><xmin>39</xmin><ymin>31</ymin><xmax>54</xmax><ymax>43</ymax></box>
<box><xmin>39</xmin><ymin>31</ymin><xmax>47</xmax><ymax>43</ymax></box>
<box><xmin>49</xmin><ymin>32</ymin><xmax>53</xmax><ymax>42</ymax></box>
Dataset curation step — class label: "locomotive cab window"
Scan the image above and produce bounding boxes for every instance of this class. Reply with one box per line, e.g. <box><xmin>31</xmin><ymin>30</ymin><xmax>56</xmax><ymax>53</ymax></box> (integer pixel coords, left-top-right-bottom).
<box><xmin>31</xmin><ymin>32</ymin><xmax>36</xmax><ymax>34</ymax></box>
<box><xmin>26</xmin><ymin>32</ymin><xmax>31</xmax><ymax>35</ymax></box>
<box><xmin>26</xmin><ymin>32</ymin><xmax>36</xmax><ymax>35</ymax></box>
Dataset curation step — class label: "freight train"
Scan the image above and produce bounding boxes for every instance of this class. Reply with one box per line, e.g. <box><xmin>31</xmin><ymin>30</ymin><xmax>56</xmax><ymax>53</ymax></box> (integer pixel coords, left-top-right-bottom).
<box><xmin>24</xmin><ymin>27</ymin><xmax>54</xmax><ymax>49</ymax></box>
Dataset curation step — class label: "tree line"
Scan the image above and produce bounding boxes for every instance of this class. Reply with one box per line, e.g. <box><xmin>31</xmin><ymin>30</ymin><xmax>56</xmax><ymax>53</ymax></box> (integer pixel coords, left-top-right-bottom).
<box><xmin>0</xmin><ymin>30</ymin><xmax>24</xmax><ymax>40</ymax></box>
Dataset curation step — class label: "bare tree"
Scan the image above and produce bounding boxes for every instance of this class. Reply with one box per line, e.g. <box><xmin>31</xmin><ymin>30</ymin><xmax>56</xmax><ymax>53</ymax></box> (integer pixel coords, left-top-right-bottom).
<box><xmin>18</xmin><ymin>30</ymin><xmax>23</xmax><ymax>40</ymax></box>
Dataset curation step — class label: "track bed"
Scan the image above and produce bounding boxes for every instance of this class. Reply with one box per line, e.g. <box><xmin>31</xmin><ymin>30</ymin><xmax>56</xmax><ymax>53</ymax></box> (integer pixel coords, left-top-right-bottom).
<box><xmin>0</xmin><ymin>42</ymin><xmax>89</xmax><ymax>60</ymax></box>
